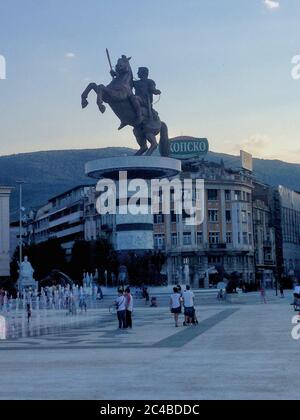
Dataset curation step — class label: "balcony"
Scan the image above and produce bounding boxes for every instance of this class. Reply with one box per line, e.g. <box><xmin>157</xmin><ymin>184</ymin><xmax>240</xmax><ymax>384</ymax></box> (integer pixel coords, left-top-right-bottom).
<box><xmin>207</xmin><ymin>243</ymin><xmax>227</xmax><ymax>250</ymax></box>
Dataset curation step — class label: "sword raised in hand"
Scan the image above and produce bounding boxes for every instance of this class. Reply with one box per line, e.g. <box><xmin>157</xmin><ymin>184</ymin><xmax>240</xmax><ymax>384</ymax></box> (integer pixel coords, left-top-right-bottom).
<box><xmin>106</xmin><ymin>49</ymin><xmax>114</xmax><ymax>77</ymax></box>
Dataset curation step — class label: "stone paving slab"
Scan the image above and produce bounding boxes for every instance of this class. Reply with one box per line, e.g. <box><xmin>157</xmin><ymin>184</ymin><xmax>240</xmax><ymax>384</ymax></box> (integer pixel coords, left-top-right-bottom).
<box><xmin>0</xmin><ymin>296</ymin><xmax>299</xmax><ymax>400</ymax></box>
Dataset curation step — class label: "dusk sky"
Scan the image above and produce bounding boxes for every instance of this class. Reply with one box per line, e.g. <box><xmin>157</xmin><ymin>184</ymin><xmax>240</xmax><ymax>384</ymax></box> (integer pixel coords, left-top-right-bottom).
<box><xmin>0</xmin><ymin>0</ymin><xmax>300</xmax><ymax>162</ymax></box>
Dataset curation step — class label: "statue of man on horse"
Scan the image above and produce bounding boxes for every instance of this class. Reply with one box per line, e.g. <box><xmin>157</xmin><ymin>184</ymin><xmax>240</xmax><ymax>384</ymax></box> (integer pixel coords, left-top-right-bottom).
<box><xmin>81</xmin><ymin>51</ymin><xmax>170</xmax><ymax>157</ymax></box>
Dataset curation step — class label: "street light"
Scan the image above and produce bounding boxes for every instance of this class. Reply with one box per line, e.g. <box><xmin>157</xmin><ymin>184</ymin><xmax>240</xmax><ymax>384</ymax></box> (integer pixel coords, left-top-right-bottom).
<box><xmin>16</xmin><ymin>181</ymin><xmax>25</xmax><ymax>287</ymax></box>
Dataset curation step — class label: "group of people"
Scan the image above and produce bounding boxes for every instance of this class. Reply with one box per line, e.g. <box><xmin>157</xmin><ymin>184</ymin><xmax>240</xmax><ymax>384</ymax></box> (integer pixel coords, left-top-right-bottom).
<box><xmin>293</xmin><ymin>282</ymin><xmax>300</xmax><ymax>310</ymax></box>
<box><xmin>170</xmin><ymin>285</ymin><xmax>198</xmax><ymax>328</ymax></box>
<box><xmin>114</xmin><ymin>288</ymin><xmax>134</xmax><ymax>329</ymax></box>
<box><xmin>114</xmin><ymin>284</ymin><xmax>198</xmax><ymax>330</ymax></box>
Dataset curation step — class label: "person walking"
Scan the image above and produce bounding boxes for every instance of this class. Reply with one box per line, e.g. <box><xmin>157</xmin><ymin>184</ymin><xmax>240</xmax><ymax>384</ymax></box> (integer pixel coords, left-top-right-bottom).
<box><xmin>182</xmin><ymin>285</ymin><xmax>195</xmax><ymax>326</ymax></box>
<box><xmin>169</xmin><ymin>287</ymin><xmax>182</xmax><ymax>328</ymax></box>
<box><xmin>279</xmin><ymin>283</ymin><xmax>285</xmax><ymax>299</ymax></box>
<box><xmin>79</xmin><ymin>289</ymin><xmax>87</xmax><ymax>313</ymax></box>
<box><xmin>260</xmin><ymin>286</ymin><xmax>267</xmax><ymax>304</ymax></box>
<box><xmin>115</xmin><ymin>289</ymin><xmax>126</xmax><ymax>329</ymax></box>
<box><xmin>144</xmin><ymin>287</ymin><xmax>150</xmax><ymax>305</ymax></box>
<box><xmin>125</xmin><ymin>287</ymin><xmax>133</xmax><ymax>329</ymax></box>
<box><xmin>26</xmin><ymin>303</ymin><xmax>32</xmax><ymax>323</ymax></box>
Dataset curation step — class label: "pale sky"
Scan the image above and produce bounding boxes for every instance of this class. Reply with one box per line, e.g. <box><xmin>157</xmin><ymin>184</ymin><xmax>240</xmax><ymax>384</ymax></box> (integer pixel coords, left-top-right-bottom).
<box><xmin>0</xmin><ymin>0</ymin><xmax>300</xmax><ymax>162</ymax></box>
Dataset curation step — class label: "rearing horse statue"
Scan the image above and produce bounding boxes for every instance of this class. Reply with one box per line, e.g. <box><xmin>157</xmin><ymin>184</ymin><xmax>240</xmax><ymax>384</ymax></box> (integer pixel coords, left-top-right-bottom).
<box><xmin>81</xmin><ymin>54</ymin><xmax>170</xmax><ymax>157</ymax></box>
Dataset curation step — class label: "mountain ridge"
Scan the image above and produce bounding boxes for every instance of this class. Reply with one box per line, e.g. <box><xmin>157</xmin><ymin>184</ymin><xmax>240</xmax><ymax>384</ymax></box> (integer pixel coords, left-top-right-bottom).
<box><xmin>1</xmin><ymin>146</ymin><xmax>299</xmax><ymax>219</ymax></box>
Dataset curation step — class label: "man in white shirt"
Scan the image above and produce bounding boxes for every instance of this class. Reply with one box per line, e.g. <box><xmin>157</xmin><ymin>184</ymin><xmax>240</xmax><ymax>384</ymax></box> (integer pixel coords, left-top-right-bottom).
<box><xmin>182</xmin><ymin>285</ymin><xmax>195</xmax><ymax>326</ymax></box>
<box><xmin>115</xmin><ymin>289</ymin><xmax>126</xmax><ymax>329</ymax></box>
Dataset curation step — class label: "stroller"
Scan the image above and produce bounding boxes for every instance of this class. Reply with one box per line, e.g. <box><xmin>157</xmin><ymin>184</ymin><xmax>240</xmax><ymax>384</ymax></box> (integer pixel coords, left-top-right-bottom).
<box><xmin>191</xmin><ymin>307</ymin><xmax>199</xmax><ymax>325</ymax></box>
<box><xmin>150</xmin><ymin>297</ymin><xmax>157</xmax><ymax>307</ymax></box>
<box><xmin>293</xmin><ymin>293</ymin><xmax>300</xmax><ymax>311</ymax></box>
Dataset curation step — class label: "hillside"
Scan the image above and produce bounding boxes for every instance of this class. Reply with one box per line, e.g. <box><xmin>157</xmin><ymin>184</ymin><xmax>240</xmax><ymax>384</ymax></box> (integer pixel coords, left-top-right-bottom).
<box><xmin>0</xmin><ymin>146</ymin><xmax>300</xmax><ymax>219</ymax></box>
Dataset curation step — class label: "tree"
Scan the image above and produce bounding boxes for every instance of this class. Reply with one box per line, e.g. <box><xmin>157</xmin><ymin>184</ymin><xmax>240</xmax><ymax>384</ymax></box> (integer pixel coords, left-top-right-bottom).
<box><xmin>92</xmin><ymin>238</ymin><xmax>119</xmax><ymax>285</ymax></box>
<box><xmin>124</xmin><ymin>251</ymin><xmax>167</xmax><ymax>286</ymax></box>
<box><xmin>69</xmin><ymin>240</ymin><xmax>91</xmax><ymax>282</ymax></box>
<box><xmin>68</xmin><ymin>238</ymin><xmax>119</xmax><ymax>285</ymax></box>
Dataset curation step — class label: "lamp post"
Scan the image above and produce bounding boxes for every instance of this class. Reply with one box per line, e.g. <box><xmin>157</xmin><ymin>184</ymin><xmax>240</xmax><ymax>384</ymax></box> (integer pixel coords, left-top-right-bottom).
<box><xmin>16</xmin><ymin>181</ymin><xmax>25</xmax><ymax>289</ymax></box>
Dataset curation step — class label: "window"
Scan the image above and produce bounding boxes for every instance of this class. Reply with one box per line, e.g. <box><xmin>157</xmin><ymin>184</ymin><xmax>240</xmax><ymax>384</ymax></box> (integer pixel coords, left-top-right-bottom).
<box><xmin>248</xmin><ymin>212</ymin><xmax>252</xmax><ymax>225</ymax></box>
<box><xmin>225</xmin><ymin>190</ymin><xmax>231</xmax><ymax>201</ymax></box>
<box><xmin>154</xmin><ymin>214</ymin><xmax>164</xmax><ymax>224</ymax></box>
<box><xmin>171</xmin><ymin>233</ymin><xmax>178</xmax><ymax>246</ymax></box>
<box><xmin>209</xmin><ymin>231</ymin><xmax>220</xmax><ymax>244</ymax></box>
<box><xmin>207</xmin><ymin>189</ymin><xmax>218</xmax><ymax>201</ymax></box>
<box><xmin>183</xmin><ymin>232</ymin><xmax>192</xmax><ymax>246</ymax></box>
<box><xmin>242</xmin><ymin>210</ymin><xmax>247</xmax><ymax>223</ymax></box>
<box><xmin>208</xmin><ymin>210</ymin><xmax>218</xmax><ymax>222</ymax></box>
<box><xmin>154</xmin><ymin>234</ymin><xmax>165</xmax><ymax>249</ymax></box>
<box><xmin>234</xmin><ymin>190</ymin><xmax>241</xmax><ymax>201</ymax></box>
<box><xmin>249</xmin><ymin>233</ymin><xmax>253</xmax><ymax>245</ymax></box>
<box><xmin>197</xmin><ymin>231</ymin><xmax>203</xmax><ymax>245</ymax></box>
<box><xmin>227</xmin><ymin>256</ymin><xmax>233</xmax><ymax>266</ymax></box>
<box><xmin>208</xmin><ymin>256</ymin><xmax>222</xmax><ymax>264</ymax></box>
<box><xmin>243</xmin><ymin>232</ymin><xmax>248</xmax><ymax>245</ymax></box>
<box><xmin>226</xmin><ymin>210</ymin><xmax>231</xmax><ymax>223</ymax></box>
<box><xmin>226</xmin><ymin>232</ymin><xmax>232</xmax><ymax>244</ymax></box>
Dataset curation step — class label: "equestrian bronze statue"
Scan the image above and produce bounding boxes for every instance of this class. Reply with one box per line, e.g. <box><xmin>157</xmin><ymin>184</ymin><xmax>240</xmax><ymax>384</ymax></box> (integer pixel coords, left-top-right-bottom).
<box><xmin>81</xmin><ymin>51</ymin><xmax>170</xmax><ymax>157</ymax></box>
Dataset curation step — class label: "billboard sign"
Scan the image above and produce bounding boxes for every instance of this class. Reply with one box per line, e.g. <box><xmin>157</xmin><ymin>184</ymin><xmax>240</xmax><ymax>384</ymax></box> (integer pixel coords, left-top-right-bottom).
<box><xmin>170</xmin><ymin>138</ymin><xmax>209</xmax><ymax>160</ymax></box>
<box><xmin>240</xmin><ymin>150</ymin><xmax>253</xmax><ymax>172</ymax></box>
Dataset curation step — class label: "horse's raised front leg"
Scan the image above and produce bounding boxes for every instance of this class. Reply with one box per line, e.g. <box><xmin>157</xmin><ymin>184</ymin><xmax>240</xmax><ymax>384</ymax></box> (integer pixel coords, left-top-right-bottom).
<box><xmin>145</xmin><ymin>133</ymin><xmax>158</xmax><ymax>156</ymax></box>
<box><xmin>81</xmin><ymin>83</ymin><xmax>98</xmax><ymax>109</ymax></box>
<box><xmin>96</xmin><ymin>84</ymin><xmax>106</xmax><ymax>114</ymax></box>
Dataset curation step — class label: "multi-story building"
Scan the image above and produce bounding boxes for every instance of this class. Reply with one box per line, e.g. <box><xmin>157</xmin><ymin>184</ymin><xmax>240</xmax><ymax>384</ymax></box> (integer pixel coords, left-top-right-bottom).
<box><xmin>252</xmin><ymin>181</ymin><xmax>277</xmax><ymax>287</ymax></box>
<box><xmin>84</xmin><ymin>186</ymin><xmax>115</xmax><ymax>244</ymax></box>
<box><xmin>0</xmin><ymin>186</ymin><xmax>13</xmax><ymax>279</ymax></box>
<box><xmin>82</xmin><ymin>158</ymin><xmax>256</xmax><ymax>287</ymax></box>
<box><xmin>274</xmin><ymin>186</ymin><xmax>300</xmax><ymax>279</ymax></box>
<box><xmin>153</xmin><ymin>160</ymin><xmax>255</xmax><ymax>286</ymax></box>
<box><xmin>25</xmin><ymin>185</ymin><xmax>91</xmax><ymax>257</ymax></box>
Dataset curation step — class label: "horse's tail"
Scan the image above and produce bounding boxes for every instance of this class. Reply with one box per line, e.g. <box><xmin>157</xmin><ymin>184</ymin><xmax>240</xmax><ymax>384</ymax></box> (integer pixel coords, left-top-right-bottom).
<box><xmin>159</xmin><ymin>122</ymin><xmax>170</xmax><ymax>157</ymax></box>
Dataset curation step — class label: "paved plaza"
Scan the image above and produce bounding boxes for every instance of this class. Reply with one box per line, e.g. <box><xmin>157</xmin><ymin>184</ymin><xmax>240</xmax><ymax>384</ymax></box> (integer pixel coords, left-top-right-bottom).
<box><xmin>0</xmin><ymin>291</ymin><xmax>299</xmax><ymax>400</ymax></box>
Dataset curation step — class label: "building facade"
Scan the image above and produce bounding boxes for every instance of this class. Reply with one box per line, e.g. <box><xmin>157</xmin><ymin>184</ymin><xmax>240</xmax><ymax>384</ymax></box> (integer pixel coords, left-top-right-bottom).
<box><xmin>153</xmin><ymin>160</ymin><xmax>255</xmax><ymax>286</ymax></box>
<box><xmin>0</xmin><ymin>187</ymin><xmax>12</xmax><ymax>278</ymax></box>
<box><xmin>24</xmin><ymin>185</ymin><xmax>91</xmax><ymax>258</ymax></box>
<box><xmin>252</xmin><ymin>181</ymin><xmax>277</xmax><ymax>287</ymax></box>
<box><xmin>275</xmin><ymin>186</ymin><xmax>300</xmax><ymax>279</ymax></box>
<box><xmin>81</xmin><ymin>159</ymin><xmax>256</xmax><ymax>287</ymax></box>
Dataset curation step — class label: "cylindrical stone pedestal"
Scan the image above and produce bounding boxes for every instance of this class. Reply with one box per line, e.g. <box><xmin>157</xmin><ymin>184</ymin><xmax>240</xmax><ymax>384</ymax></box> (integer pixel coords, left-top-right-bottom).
<box><xmin>85</xmin><ymin>156</ymin><xmax>181</xmax><ymax>254</ymax></box>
